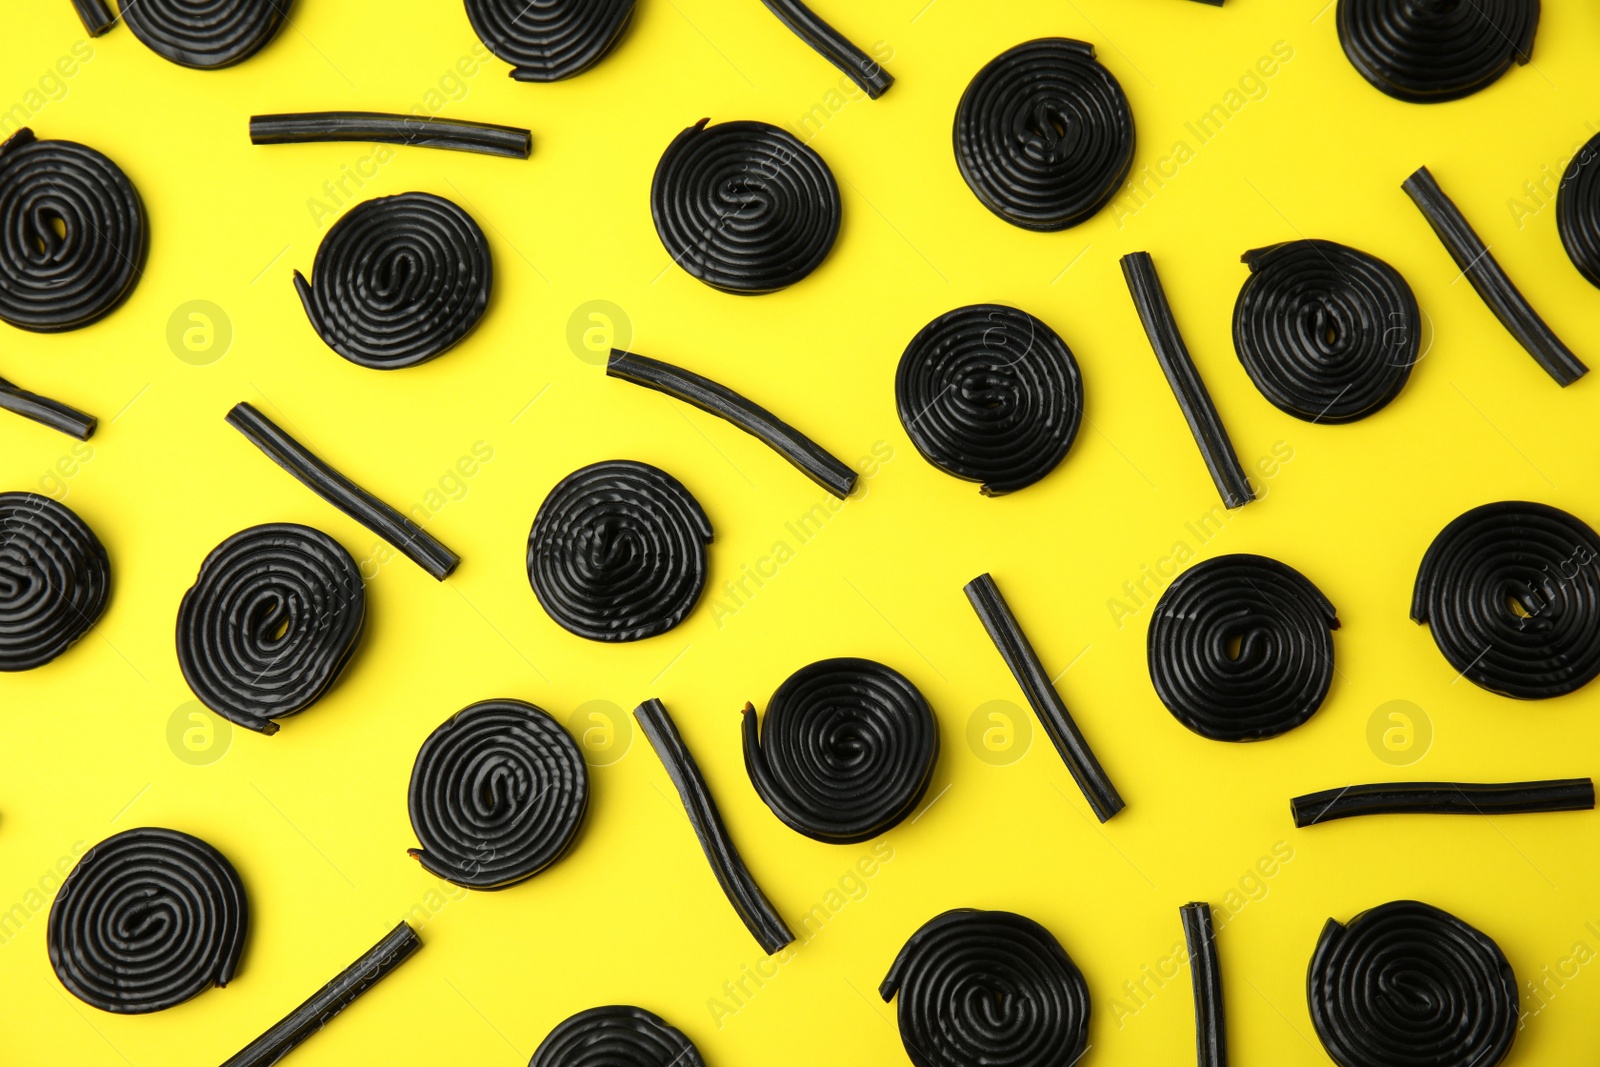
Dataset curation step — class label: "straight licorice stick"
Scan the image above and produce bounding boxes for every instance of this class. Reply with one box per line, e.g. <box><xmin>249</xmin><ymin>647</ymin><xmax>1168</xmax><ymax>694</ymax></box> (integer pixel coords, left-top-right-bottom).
<box><xmin>1180</xmin><ymin>903</ymin><xmax>1227</xmax><ymax>1067</ymax></box>
<box><xmin>70</xmin><ymin>0</ymin><xmax>116</xmax><ymax>36</ymax></box>
<box><xmin>607</xmin><ymin>348</ymin><xmax>858</xmax><ymax>498</ymax></box>
<box><xmin>225</xmin><ymin>402</ymin><xmax>460</xmax><ymax>580</ymax></box>
<box><xmin>0</xmin><ymin>375</ymin><xmax>95</xmax><ymax>440</ymax></box>
<box><xmin>1120</xmin><ymin>252</ymin><xmax>1254</xmax><ymax>509</ymax></box>
<box><xmin>1188</xmin><ymin>0</ymin><xmax>1224</xmax><ymax>5</ymax></box>
<box><xmin>250</xmin><ymin>112</ymin><xmax>533</xmax><ymax>160</ymax></box>
<box><xmin>221</xmin><ymin>922</ymin><xmax>421</xmax><ymax>1067</ymax></box>
<box><xmin>1403</xmin><ymin>166</ymin><xmax>1588</xmax><ymax>386</ymax></box>
<box><xmin>964</xmin><ymin>573</ymin><xmax>1125</xmax><ymax>822</ymax></box>
<box><xmin>634</xmin><ymin>698</ymin><xmax>796</xmax><ymax>954</ymax></box>
<box><xmin>759</xmin><ymin>0</ymin><xmax>893</xmax><ymax>98</ymax></box>
<box><xmin>1292</xmin><ymin>778</ymin><xmax>1595</xmax><ymax>828</ymax></box>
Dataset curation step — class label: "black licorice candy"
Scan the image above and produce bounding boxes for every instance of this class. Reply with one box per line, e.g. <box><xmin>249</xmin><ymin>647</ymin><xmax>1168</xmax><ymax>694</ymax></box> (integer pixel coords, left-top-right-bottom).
<box><xmin>531</xmin><ymin>1005</ymin><xmax>707</xmax><ymax>1067</ymax></box>
<box><xmin>120</xmin><ymin>0</ymin><xmax>289</xmax><ymax>70</ymax></box>
<box><xmin>635</xmin><ymin>698</ymin><xmax>795</xmax><ymax>954</ymax></box>
<box><xmin>606</xmin><ymin>348</ymin><xmax>857</xmax><ymax>498</ymax></box>
<box><xmin>759</xmin><ymin>0</ymin><xmax>892</xmax><ymax>98</ymax></box>
<box><xmin>251</xmin><ymin>112</ymin><xmax>532</xmax><ymax>159</ymax></box>
<box><xmin>0</xmin><ymin>492</ymin><xmax>111</xmax><ymax>671</ymax></box>
<box><xmin>1180</xmin><ymin>902</ymin><xmax>1227</xmax><ymax>1067</ymax></box>
<box><xmin>1557</xmin><ymin>131</ymin><xmax>1600</xmax><ymax>288</ymax></box>
<box><xmin>71</xmin><ymin>0</ymin><xmax>116</xmax><ymax>35</ymax></box>
<box><xmin>1337</xmin><ymin>0</ymin><xmax>1537</xmax><ymax>103</ymax></box>
<box><xmin>464</xmin><ymin>0</ymin><xmax>635</xmax><ymax>81</ymax></box>
<box><xmin>0</xmin><ymin>373</ymin><xmax>96</xmax><ymax>439</ymax></box>
<box><xmin>1292</xmin><ymin>778</ymin><xmax>1595</xmax><ymax>827</ymax></box>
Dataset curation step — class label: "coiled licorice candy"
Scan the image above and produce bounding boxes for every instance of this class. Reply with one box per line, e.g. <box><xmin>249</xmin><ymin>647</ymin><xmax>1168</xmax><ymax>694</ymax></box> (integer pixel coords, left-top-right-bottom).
<box><xmin>1557</xmin><ymin>131</ymin><xmax>1600</xmax><ymax>289</ymax></box>
<box><xmin>1412</xmin><ymin>501</ymin><xmax>1600</xmax><ymax>699</ymax></box>
<box><xmin>112</xmin><ymin>0</ymin><xmax>289</xmax><ymax>69</ymax></box>
<box><xmin>0</xmin><ymin>491</ymin><xmax>111</xmax><ymax>671</ymax></box>
<box><xmin>48</xmin><ymin>827</ymin><xmax>247</xmax><ymax>1014</ymax></box>
<box><xmin>1308</xmin><ymin>900</ymin><xmax>1518</xmax><ymax>1067</ymax></box>
<box><xmin>530</xmin><ymin>1005</ymin><xmax>706</xmax><ymax>1067</ymax></box>
<box><xmin>464</xmin><ymin>0</ymin><xmax>636</xmax><ymax>81</ymax></box>
<box><xmin>1336</xmin><ymin>0</ymin><xmax>1537</xmax><ymax>103</ymax></box>
<box><xmin>742</xmin><ymin>658</ymin><xmax>939</xmax><ymax>844</ymax></box>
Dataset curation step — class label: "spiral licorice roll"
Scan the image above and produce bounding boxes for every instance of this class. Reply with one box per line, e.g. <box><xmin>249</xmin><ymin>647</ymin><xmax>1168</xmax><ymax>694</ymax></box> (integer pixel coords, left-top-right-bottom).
<box><xmin>0</xmin><ymin>492</ymin><xmax>110</xmax><ymax>671</ymax></box>
<box><xmin>120</xmin><ymin>0</ymin><xmax>289</xmax><ymax>69</ymax></box>
<box><xmin>954</xmin><ymin>38</ymin><xmax>1135</xmax><ymax>231</ymax></box>
<box><xmin>1233</xmin><ymin>240</ymin><xmax>1420</xmax><ymax>423</ymax></box>
<box><xmin>1308</xmin><ymin>900</ymin><xmax>1518</xmax><ymax>1067</ymax></box>
<box><xmin>742</xmin><ymin>658</ymin><xmax>938</xmax><ymax>843</ymax></box>
<box><xmin>0</xmin><ymin>129</ymin><xmax>146</xmax><ymax>332</ymax></box>
<box><xmin>530</xmin><ymin>1005</ymin><xmax>706</xmax><ymax>1067</ymax></box>
<box><xmin>1336</xmin><ymin>0</ymin><xmax>1537</xmax><ymax>103</ymax></box>
<box><xmin>175</xmin><ymin>523</ymin><xmax>365</xmax><ymax>734</ymax></box>
<box><xmin>1148</xmin><ymin>553</ymin><xmax>1339</xmax><ymax>741</ymax></box>
<box><xmin>408</xmin><ymin>699</ymin><xmax>589</xmax><ymax>890</ymax></box>
<box><xmin>651</xmin><ymin>119</ymin><xmax>841</xmax><ymax>295</ymax></box>
<box><xmin>294</xmin><ymin>192</ymin><xmax>492</xmax><ymax>370</ymax></box>
<box><xmin>48</xmin><ymin>827</ymin><xmax>247</xmax><ymax>1015</ymax></box>
<box><xmin>527</xmin><ymin>461</ymin><xmax>711</xmax><ymax>643</ymax></box>
<box><xmin>1557</xmin><ymin>132</ymin><xmax>1600</xmax><ymax>289</ymax></box>
<box><xmin>880</xmin><ymin>909</ymin><xmax>1091</xmax><ymax>1067</ymax></box>
<box><xmin>464</xmin><ymin>0</ymin><xmax>635</xmax><ymax>81</ymax></box>
<box><xmin>1412</xmin><ymin>501</ymin><xmax>1600</xmax><ymax>699</ymax></box>
<box><xmin>895</xmin><ymin>304</ymin><xmax>1083</xmax><ymax>496</ymax></box>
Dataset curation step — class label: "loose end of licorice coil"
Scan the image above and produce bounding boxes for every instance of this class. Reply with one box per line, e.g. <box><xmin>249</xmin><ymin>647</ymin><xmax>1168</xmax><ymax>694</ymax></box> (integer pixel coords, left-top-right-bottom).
<box><xmin>48</xmin><ymin>827</ymin><xmax>248</xmax><ymax>1015</ymax></box>
<box><xmin>530</xmin><ymin>1005</ymin><xmax>707</xmax><ymax>1067</ymax></box>
<box><xmin>1412</xmin><ymin>500</ymin><xmax>1600</xmax><ymax>699</ymax></box>
<box><xmin>407</xmin><ymin>699</ymin><xmax>589</xmax><ymax>890</ymax></box>
<box><xmin>121</xmin><ymin>0</ymin><xmax>289</xmax><ymax>70</ymax></box>
<box><xmin>0</xmin><ymin>491</ymin><xmax>111</xmax><ymax>671</ymax></box>
<box><xmin>1557</xmin><ymin>132</ymin><xmax>1600</xmax><ymax>289</ymax></box>
<box><xmin>1336</xmin><ymin>0</ymin><xmax>1537</xmax><ymax>103</ymax></box>
<box><xmin>1308</xmin><ymin>900</ymin><xmax>1518</xmax><ymax>1067</ymax></box>
<box><xmin>464</xmin><ymin>0</ymin><xmax>636</xmax><ymax>81</ymax></box>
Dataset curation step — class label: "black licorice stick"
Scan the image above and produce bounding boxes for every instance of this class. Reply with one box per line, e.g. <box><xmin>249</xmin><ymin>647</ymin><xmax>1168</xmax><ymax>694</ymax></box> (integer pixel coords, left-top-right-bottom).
<box><xmin>0</xmin><ymin>375</ymin><xmax>95</xmax><ymax>439</ymax></box>
<box><xmin>607</xmin><ymin>349</ymin><xmax>858</xmax><ymax>499</ymax></box>
<box><xmin>634</xmin><ymin>698</ymin><xmax>795</xmax><ymax>954</ymax></box>
<box><xmin>221</xmin><ymin>922</ymin><xmax>421</xmax><ymax>1067</ymax></box>
<box><xmin>1403</xmin><ymin>166</ymin><xmax>1588</xmax><ymax>386</ymax></box>
<box><xmin>963</xmin><ymin>573</ymin><xmax>1125</xmax><ymax>822</ymax></box>
<box><xmin>71</xmin><ymin>0</ymin><xmax>116</xmax><ymax>35</ymax></box>
<box><xmin>250</xmin><ymin>112</ymin><xmax>532</xmax><ymax>160</ymax></box>
<box><xmin>225</xmin><ymin>402</ymin><xmax>460</xmax><ymax>580</ymax></box>
<box><xmin>758</xmin><ymin>0</ymin><xmax>893</xmax><ymax>98</ymax></box>
<box><xmin>1120</xmin><ymin>252</ymin><xmax>1255</xmax><ymax>509</ymax></box>
<box><xmin>1292</xmin><ymin>778</ymin><xmax>1595</xmax><ymax>828</ymax></box>
<box><xmin>1181</xmin><ymin>902</ymin><xmax>1227</xmax><ymax>1067</ymax></box>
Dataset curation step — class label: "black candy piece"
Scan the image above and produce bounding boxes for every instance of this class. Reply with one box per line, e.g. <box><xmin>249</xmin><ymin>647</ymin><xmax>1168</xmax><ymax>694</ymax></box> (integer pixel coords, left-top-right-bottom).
<box><xmin>1292</xmin><ymin>778</ymin><xmax>1595</xmax><ymax>827</ymax></box>
<box><xmin>1337</xmin><ymin>0</ymin><xmax>1537</xmax><ymax>103</ymax></box>
<box><xmin>1181</xmin><ymin>902</ymin><xmax>1227</xmax><ymax>1067</ymax></box>
<box><xmin>251</xmin><ymin>112</ymin><xmax>533</xmax><ymax>159</ymax></box>
<box><xmin>72</xmin><ymin>0</ymin><xmax>117</xmax><ymax>35</ymax></box>
<box><xmin>0</xmin><ymin>491</ymin><xmax>110</xmax><ymax>671</ymax></box>
<box><xmin>1557</xmin><ymin>131</ymin><xmax>1600</xmax><ymax>288</ymax></box>
<box><xmin>530</xmin><ymin>1005</ymin><xmax>706</xmax><ymax>1067</ymax></box>
<box><xmin>759</xmin><ymin>0</ymin><xmax>892</xmax><ymax>98</ymax></box>
<box><xmin>464</xmin><ymin>0</ymin><xmax>635</xmax><ymax>81</ymax></box>
<box><xmin>0</xmin><ymin>373</ymin><xmax>96</xmax><ymax>439</ymax></box>
<box><xmin>122</xmin><ymin>0</ymin><xmax>289</xmax><ymax>70</ymax></box>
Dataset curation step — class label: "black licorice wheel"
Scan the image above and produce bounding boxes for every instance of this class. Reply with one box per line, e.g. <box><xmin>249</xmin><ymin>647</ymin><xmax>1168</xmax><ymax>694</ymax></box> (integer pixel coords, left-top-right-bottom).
<box><xmin>1308</xmin><ymin>900</ymin><xmax>1518</xmax><ymax>1067</ymax></box>
<box><xmin>527</xmin><ymin>461</ymin><xmax>712</xmax><ymax>643</ymax></box>
<box><xmin>953</xmin><ymin>38</ymin><xmax>1135</xmax><ymax>231</ymax></box>
<box><xmin>48</xmin><ymin>827</ymin><xmax>247</xmax><ymax>1015</ymax></box>
<box><xmin>407</xmin><ymin>699</ymin><xmax>589</xmax><ymax>890</ymax></box>
<box><xmin>175</xmin><ymin>523</ymin><xmax>365</xmax><ymax>734</ymax></box>
<box><xmin>464</xmin><ymin>0</ymin><xmax>636</xmax><ymax>81</ymax></box>
<box><xmin>1412</xmin><ymin>501</ymin><xmax>1600</xmax><ymax>699</ymax></box>
<box><xmin>1336</xmin><ymin>0</ymin><xmax>1538</xmax><ymax>103</ymax></box>
<box><xmin>1233</xmin><ymin>240</ymin><xmax>1420</xmax><ymax>423</ymax></box>
<box><xmin>120</xmin><ymin>0</ymin><xmax>288</xmax><ymax>69</ymax></box>
<box><xmin>294</xmin><ymin>192</ymin><xmax>492</xmax><ymax>370</ymax></box>
<box><xmin>0</xmin><ymin>129</ymin><xmax>146</xmax><ymax>333</ymax></box>
<box><xmin>651</xmin><ymin>119</ymin><xmax>841</xmax><ymax>295</ymax></box>
<box><xmin>895</xmin><ymin>304</ymin><xmax>1084</xmax><ymax>496</ymax></box>
<box><xmin>743</xmin><ymin>658</ymin><xmax>939</xmax><ymax>844</ymax></box>
<box><xmin>880</xmin><ymin>909</ymin><xmax>1091</xmax><ymax>1067</ymax></box>
<box><xmin>1148</xmin><ymin>553</ymin><xmax>1339</xmax><ymax>741</ymax></box>
<box><xmin>531</xmin><ymin>1005</ymin><xmax>706</xmax><ymax>1067</ymax></box>
<box><xmin>0</xmin><ymin>492</ymin><xmax>111</xmax><ymax>671</ymax></box>
<box><xmin>1557</xmin><ymin>132</ymin><xmax>1600</xmax><ymax>289</ymax></box>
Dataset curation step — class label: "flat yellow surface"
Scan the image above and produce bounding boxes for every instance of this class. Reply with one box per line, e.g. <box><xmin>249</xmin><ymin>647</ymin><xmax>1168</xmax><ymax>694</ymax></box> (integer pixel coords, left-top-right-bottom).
<box><xmin>4</xmin><ymin>1</ymin><xmax>1600</xmax><ymax>1064</ymax></box>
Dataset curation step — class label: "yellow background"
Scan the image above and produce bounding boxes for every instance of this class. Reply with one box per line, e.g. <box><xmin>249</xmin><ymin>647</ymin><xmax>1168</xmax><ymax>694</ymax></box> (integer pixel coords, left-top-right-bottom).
<box><xmin>4</xmin><ymin>0</ymin><xmax>1600</xmax><ymax>1063</ymax></box>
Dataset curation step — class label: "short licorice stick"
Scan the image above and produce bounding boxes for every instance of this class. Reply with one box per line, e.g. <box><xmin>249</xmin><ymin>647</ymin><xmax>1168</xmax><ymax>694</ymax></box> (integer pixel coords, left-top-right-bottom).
<box><xmin>1181</xmin><ymin>902</ymin><xmax>1227</xmax><ymax>1067</ymax></box>
<box><xmin>220</xmin><ymin>922</ymin><xmax>421</xmax><ymax>1067</ymax></box>
<box><xmin>71</xmin><ymin>0</ymin><xmax>116</xmax><ymax>35</ymax></box>
<box><xmin>225</xmin><ymin>402</ymin><xmax>460</xmax><ymax>580</ymax></box>
<box><xmin>964</xmin><ymin>573</ymin><xmax>1124</xmax><ymax>821</ymax></box>
<box><xmin>1121</xmin><ymin>252</ymin><xmax>1254</xmax><ymax>508</ymax></box>
<box><xmin>634</xmin><ymin>698</ymin><xmax>795</xmax><ymax>954</ymax></box>
<box><xmin>758</xmin><ymin>0</ymin><xmax>892</xmax><ymax>98</ymax></box>
<box><xmin>250</xmin><ymin>112</ymin><xmax>532</xmax><ymax>159</ymax></box>
<box><xmin>1403</xmin><ymin>166</ymin><xmax>1587</xmax><ymax>385</ymax></box>
<box><xmin>607</xmin><ymin>349</ymin><xmax>857</xmax><ymax>498</ymax></box>
<box><xmin>1292</xmin><ymin>779</ymin><xmax>1595</xmax><ymax>828</ymax></box>
<box><xmin>0</xmin><ymin>375</ymin><xmax>95</xmax><ymax>439</ymax></box>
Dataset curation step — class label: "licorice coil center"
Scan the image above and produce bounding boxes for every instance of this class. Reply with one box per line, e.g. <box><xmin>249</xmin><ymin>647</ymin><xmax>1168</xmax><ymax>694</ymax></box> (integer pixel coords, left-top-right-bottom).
<box><xmin>0</xmin><ymin>491</ymin><xmax>111</xmax><ymax>671</ymax></box>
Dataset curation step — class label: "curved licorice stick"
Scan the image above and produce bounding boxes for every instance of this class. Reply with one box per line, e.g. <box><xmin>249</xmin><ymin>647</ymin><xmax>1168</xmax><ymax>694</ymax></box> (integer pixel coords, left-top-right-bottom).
<box><xmin>0</xmin><ymin>374</ymin><xmax>96</xmax><ymax>439</ymax></box>
<box><xmin>250</xmin><ymin>112</ymin><xmax>532</xmax><ymax>159</ymax></box>
<box><xmin>1557</xmin><ymin>132</ymin><xmax>1600</xmax><ymax>288</ymax></box>
<box><xmin>120</xmin><ymin>0</ymin><xmax>288</xmax><ymax>70</ymax></box>
<box><xmin>634</xmin><ymin>698</ymin><xmax>795</xmax><ymax>954</ymax></box>
<box><xmin>463</xmin><ymin>0</ymin><xmax>636</xmax><ymax>82</ymax></box>
<box><xmin>71</xmin><ymin>0</ymin><xmax>116</xmax><ymax>35</ymax></box>
<box><xmin>758</xmin><ymin>0</ymin><xmax>892</xmax><ymax>98</ymax></box>
<box><xmin>964</xmin><ymin>573</ymin><xmax>1124</xmax><ymax>822</ymax></box>
<box><xmin>606</xmin><ymin>348</ymin><xmax>857</xmax><ymax>498</ymax></box>
<box><xmin>0</xmin><ymin>491</ymin><xmax>111</xmax><ymax>671</ymax></box>
<box><xmin>1180</xmin><ymin>902</ymin><xmax>1227</xmax><ymax>1067</ymax></box>
<box><xmin>1121</xmin><ymin>252</ymin><xmax>1254</xmax><ymax>508</ymax></box>
<box><xmin>225</xmin><ymin>402</ymin><xmax>461</xmax><ymax>580</ymax></box>
<box><xmin>531</xmin><ymin>1005</ymin><xmax>707</xmax><ymax>1067</ymax></box>
<box><xmin>220</xmin><ymin>921</ymin><xmax>421</xmax><ymax>1067</ymax></box>
<box><xmin>1403</xmin><ymin>166</ymin><xmax>1586</xmax><ymax>386</ymax></box>
<box><xmin>1337</xmin><ymin>0</ymin><xmax>1536</xmax><ymax>103</ymax></box>
<box><xmin>1293</xmin><ymin>778</ymin><xmax>1595</xmax><ymax>828</ymax></box>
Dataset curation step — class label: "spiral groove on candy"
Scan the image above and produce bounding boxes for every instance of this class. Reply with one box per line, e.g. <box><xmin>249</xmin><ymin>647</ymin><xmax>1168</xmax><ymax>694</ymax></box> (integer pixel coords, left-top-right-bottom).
<box><xmin>1411</xmin><ymin>501</ymin><xmax>1600</xmax><ymax>698</ymax></box>
<box><xmin>1148</xmin><ymin>553</ymin><xmax>1339</xmax><ymax>742</ymax></box>
<box><xmin>527</xmin><ymin>460</ymin><xmax>712</xmax><ymax>643</ymax></box>
<box><xmin>294</xmin><ymin>192</ymin><xmax>492</xmax><ymax>370</ymax></box>
<box><xmin>0</xmin><ymin>129</ymin><xmax>146</xmax><ymax>333</ymax></box>
<box><xmin>759</xmin><ymin>0</ymin><xmax>893</xmax><ymax>98</ymax></box>
<box><xmin>408</xmin><ymin>699</ymin><xmax>589</xmax><ymax>890</ymax></box>
<box><xmin>48</xmin><ymin>827</ymin><xmax>247</xmax><ymax>1015</ymax></box>
<box><xmin>1336</xmin><ymin>0</ymin><xmax>1537</xmax><ymax>103</ymax></box>
<box><xmin>895</xmin><ymin>304</ymin><xmax>1084</xmax><ymax>496</ymax></box>
<box><xmin>880</xmin><ymin>909</ymin><xmax>1091</xmax><ymax>1067</ymax></box>
<box><xmin>1292</xmin><ymin>778</ymin><xmax>1595</xmax><ymax>827</ymax></box>
<box><xmin>1307</xmin><ymin>900</ymin><xmax>1518</xmax><ymax>1067</ymax></box>
<box><xmin>120</xmin><ymin>0</ymin><xmax>289</xmax><ymax>70</ymax></box>
<box><xmin>464</xmin><ymin>0</ymin><xmax>635</xmax><ymax>81</ymax></box>
<box><xmin>176</xmin><ymin>523</ymin><xmax>365</xmax><ymax>735</ymax></box>
<box><xmin>531</xmin><ymin>1005</ymin><xmax>707</xmax><ymax>1067</ymax></box>
<box><xmin>953</xmin><ymin>38</ymin><xmax>1135</xmax><ymax>231</ymax></box>
<box><xmin>0</xmin><ymin>491</ymin><xmax>110</xmax><ymax>671</ymax></box>
<box><xmin>651</xmin><ymin>119</ymin><xmax>841</xmax><ymax>295</ymax></box>
<box><xmin>1557</xmin><ymin>132</ymin><xmax>1600</xmax><ymax>288</ymax></box>
<box><xmin>1233</xmin><ymin>240</ymin><xmax>1420</xmax><ymax>423</ymax></box>
<box><xmin>742</xmin><ymin>657</ymin><xmax>939</xmax><ymax>844</ymax></box>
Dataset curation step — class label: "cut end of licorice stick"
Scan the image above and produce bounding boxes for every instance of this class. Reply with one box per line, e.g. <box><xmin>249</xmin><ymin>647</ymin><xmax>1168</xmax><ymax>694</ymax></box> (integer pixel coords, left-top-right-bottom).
<box><xmin>1291</xmin><ymin>778</ymin><xmax>1596</xmax><ymax>828</ymax></box>
<box><xmin>1179</xmin><ymin>902</ymin><xmax>1227</xmax><ymax>1067</ymax></box>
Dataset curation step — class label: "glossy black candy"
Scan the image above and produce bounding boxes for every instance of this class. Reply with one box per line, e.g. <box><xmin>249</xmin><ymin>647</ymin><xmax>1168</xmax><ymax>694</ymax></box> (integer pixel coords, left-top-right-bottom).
<box><xmin>1292</xmin><ymin>778</ymin><xmax>1595</xmax><ymax>827</ymax></box>
<box><xmin>122</xmin><ymin>0</ymin><xmax>289</xmax><ymax>69</ymax></box>
<box><xmin>0</xmin><ymin>373</ymin><xmax>96</xmax><ymax>439</ymax></box>
<box><xmin>758</xmin><ymin>0</ymin><xmax>892</xmax><ymax>97</ymax></box>
<box><xmin>1557</xmin><ymin>132</ymin><xmax>1600</xmax><ymax>288</ymax></box>
<box><xmin>1181</xmin><ymin>902</ymin><xmax>1227</xmax><ymax>1067</ymax></box>
<box><xmin>1337</xmin><ymin>0</ymin><xmax>1537</xmax><ymax>103</ymax></box>
<box><xmin>251</xmin><ymin>112</ymin><xmax>532</xmax><ymax>159</ymax></box>
<box><xmin>530</xmin><ymin>1005</ymin><xmax>706</xmax><ymax>1067</ymax></box>
<box><xmin>0</xmin><ymin>491</ymin><xmax>111</xmax><ymax>671</ymax></box>
<box><xmin>464</xmin><ymin>0</ymin><xmax>635</xmax><ymax>81</ymax></box>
